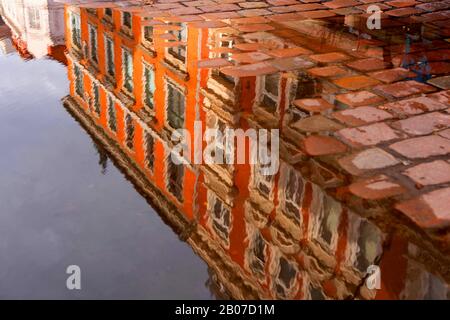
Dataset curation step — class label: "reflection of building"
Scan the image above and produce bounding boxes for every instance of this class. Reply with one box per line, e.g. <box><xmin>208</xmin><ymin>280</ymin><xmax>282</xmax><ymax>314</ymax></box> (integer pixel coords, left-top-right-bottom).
<box><xmin>0</xmin><ymin>0</ymin><xmax>65</xmax><ymax>61</ymax></box>
<box><xmin>0</xmin><ymin>15</ymin><xmax>14</xmax><ymax>55</ymax></box>
<box><xmin>62</xmin><ymin>4</ymin><xmax>450</xmax><ymax>300</ymax></box>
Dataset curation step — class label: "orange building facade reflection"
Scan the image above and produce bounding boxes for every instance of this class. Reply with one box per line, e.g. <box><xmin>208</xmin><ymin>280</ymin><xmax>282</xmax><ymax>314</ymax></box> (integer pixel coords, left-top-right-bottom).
<box><xmin>62</xmin><ymin>4</ymin><xmax>449</xmax><ymax>300</ymax></box>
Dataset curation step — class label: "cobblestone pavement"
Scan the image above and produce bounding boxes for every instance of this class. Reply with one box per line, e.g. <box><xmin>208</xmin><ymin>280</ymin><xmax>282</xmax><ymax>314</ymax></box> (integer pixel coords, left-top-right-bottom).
<box><xmin>61</xmin><ymin>0</ymin><xmax>450</xmax><ymax>295</ymax></box>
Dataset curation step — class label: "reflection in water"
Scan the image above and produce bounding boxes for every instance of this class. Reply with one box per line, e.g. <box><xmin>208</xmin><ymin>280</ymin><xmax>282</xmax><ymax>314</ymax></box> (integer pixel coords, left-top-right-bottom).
<box><xmin>2</xmin><ymin>0</ymin><xmax>450</xmax><ymax>299</ymax></box>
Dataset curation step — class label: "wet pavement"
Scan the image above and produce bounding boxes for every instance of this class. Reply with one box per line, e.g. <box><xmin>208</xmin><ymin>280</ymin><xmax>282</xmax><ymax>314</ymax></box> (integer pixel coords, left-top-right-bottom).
<box><xmin>1</xmin><ymin>0</ymin><xmax>450</xmax><ymax>299</ymax></box>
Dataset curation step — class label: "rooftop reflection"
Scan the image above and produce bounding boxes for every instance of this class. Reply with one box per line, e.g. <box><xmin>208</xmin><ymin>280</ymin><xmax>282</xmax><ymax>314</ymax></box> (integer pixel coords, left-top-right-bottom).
<box><xmin>6</xmin><ymin>0</ymin><xmax>450</xmax><ymax>299</ymax></box>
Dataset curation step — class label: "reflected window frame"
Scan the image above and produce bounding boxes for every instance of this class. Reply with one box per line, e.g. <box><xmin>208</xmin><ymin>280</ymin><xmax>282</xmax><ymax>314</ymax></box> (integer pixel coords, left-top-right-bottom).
<box><xmin>166</xmin><ymin>152</ymin><xmax>184</xmax><ymax>203</ymax></box>
<box><xmin>142</xmin><ymin>62</ymin><xmax>156</xmax><ymax>113</ymax></box>
<box><xmin>70</xmin><ymin>11</ymin><xmax>82</xmax><ymax>50</ymax></box>
<box><xmin>88</xmin><ymin>24</ymin><xmax>99</xmax><ymax>65</ymax></box>
<box><xmin>73</xmin><ymin>63</ymin><xmax>84</xmax><ymax>99</ymax></box>
<box><xmin>143</xmin><ymin>131</ymin><xmax>155</xmax><ymax>173</ymax></box>
<box><xmin>91</xmin><ymin>81</ymin><xmax>101</xmax><ymax>116</ymax></box>
<box><xmin>165</xmin><ymin>79</ymin><xmax>186</xmax><ymax>131</ymax></box>
<box><xmin>122</xmin><ymin>47</ymin><xmax>134</xmax><ymax>95</ymax></box>
<box><xmin>257</xmin><ymin>73</ymin><xmax>281</xmax><ymax>114</ymax></box>
<box><xmin>27</xmin><ymin>7</ymin><xmax>41</xmax><ymax>30</ymax></box>
<box><xmin>206</xmin><ymin>190</ymin><xmax>232</xmax><ymax>248</ymax></box>
<box><xmin>107</xmin><ymin>94</ymin><xmax>117</xmax><ymax>133</ymax></box>
<box><xmin>124</xmin><ymin>113</ymin><xmax>135</xmax><ymax>151</ymax></box>
<box><xmin>104</xmin><ymin>35</ymin><xmax>115</xmax><ymax>78</ymax></box>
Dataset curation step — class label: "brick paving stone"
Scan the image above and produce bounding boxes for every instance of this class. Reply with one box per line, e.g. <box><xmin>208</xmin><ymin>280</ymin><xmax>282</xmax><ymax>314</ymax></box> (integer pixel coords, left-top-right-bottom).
<box><xmin>293</xmin><ymin>98</ymin><xmax>334</xmax><ymax>113</ymax></box>
<box><xmin>395</xmin><ymin>187</ymin><xmax>450</xmax><ymax>230</ymax></box>
<box><xmin>220</xmin><ymin>62</ymin><xmax>278</xmax><ymax>77</ymax></box>
<box><xmin>199</xmin><ymin>4</ymin><xmax>241</xmax><ymax>12</ymax></box>
<box><xmin>386</xmin><ymin>7</ymin><xmax>422</xmax><ymax>17</ymax></box>
<box><xmin>293</xmin><ymin>115</ymin><xmax>344</xmax><ymax>132</ymax></box>
<box><xmin>231</xmin><ymin>51</ymin><xmax>272</xmax><ymax>63</ymax></box>
<box><xmin>229</xmin><ymin>16</ymin><xmax>269</xmax><ymax>24</ymax></box>
<box><xmin>308</xmin><ymin>65</ymin><xmax>351</xmax><ymax>78</ymax></box>
<box><xmin>267</xmin><ymin>0</ymin><xmax>299</xmax><ymax>5</ymax></box>
<box><xmin>335</xmin><ymin>91</ymin><xmax>385</xmax><ymax>107</ymax></box>
<box><xmin>369</xmin><ymin>68</ymin><xmax>416</xmax><ymax>84</ymax></box>
<box><xmin>337</xmin><ymin>122</ymin><xmax>401</xmax><ymax>147</ymax></box>
<box><xmin>416</xmin><ymin>2</ymin><xmax>450</xmax><ymax>12</ymax></box>
<box><xmin>333</xmin><ymin>106</ymin><xmax>393</xmax><ymax>126</ymax></box>
<box><xmin>269</xmin><ymin>56</ymin><xmax>315</xmax><ymax>71</ymax></box>
<box><xmin>338</xmin><ymin>147</ymin><xmax>401</xmax><ymax>175</ymax></box>
<box><xmin>438</xmin><ymin>128</ymin><xmax>450</xmax><ymax>140</ymax></box>
<box><xmin>403</xmin><ymin>160</ymin><xmax>450</xmax><ymax>186</ymax></box>
<box><xmin>197</xmin><ymin>58</ymin><xmax>233</xmax><ymax>68</ymax></box>
<box><xmin>298</xmin><ymin>10</ymin><xmax>337</xmax><ymax>18</ymax></box>
<box><xmin>309</xmin><ymin>52</ymin><xmax>350</xmax><ymax>63</ymax></box>
<box><xmin>302</xmin><ymin>135</ymin><xmax>348</xmax><ymax>156</ymax></box>
<box><xmin>169</xmin><ymin>6</ymin><xmax>202</xmax><ymax>15</ymax></box>
<box><xmin>288</xmin><ymin>3</ymin><xmax>325</xmax><ymax>11</ymax></box>
<box><xmin>239</xmin><ymin>2</ymin><xmax>269</xmax><ymax>9</ymax></box>
<box><xmin>427</xmin><ymin>76</ymin><xmax>450</xmax><ymax>90</ymax></box>
<box><xmin>392</xmin><ymin>112</ymin><xmax>450</xmax><ymax>136</ymax></box>
<box><xmin>323</xmin><ymin>0</ymin><xmax>361</xmax><ymax>9</ymax></box>
<box><xmin>236</xmin><ymin>23</ymin><xmax>275</xmax><ymax>32</ymax></box>
<box><xmin>386</xmin><ymin>0</ymin><xmax>418</xmax><ymax>8</ymax></box>
<box><xmin>346</xmin><ymin>58</ymin><xmax>390</xmax><ymax>72</ymax></box>
<box><xmin>348</xmin><ymin>175</ymin><xmax>406</xmax><ymax>200</ymax></box>
<box><xmin>333</xmin><ymin>75</ymin><xmax>381</xmax><ymax>91</ymax></box>
<box><xmin>378</xmin><ymin>97</ymin><xmax>448</xmax><ymax>117</ymax></box>
<box><xmin>389</xmin><ymin>135</ymin><xmax>450</xmax><ymax>159</ymax></box>
<box><xmin>374</xmin><ymin>80</ymin><xmax>437</xmax><ymax>98</ymax></box>
<box><xmin>428</xmin><ymin>90</ymin><xmax>450</xmax><ymax>105</ymax></box>
<box><xmin>267</xmin><ymin>47</ymin><xmax>312</xmax><ymax>57</ymax></box>
<box><xmin>239</xmin><ymin>8</ymin><xmax>273</xmax><ymax>16</ymax></box>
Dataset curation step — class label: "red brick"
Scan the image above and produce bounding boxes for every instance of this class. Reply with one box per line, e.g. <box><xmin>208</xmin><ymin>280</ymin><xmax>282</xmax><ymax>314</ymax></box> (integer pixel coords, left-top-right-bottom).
<box><xmin>267</xmin><ymin>47</ymin><xmax>312</xmax><ymax>58</ymax></box>
<box><xmin>403</xmin><ymin>160</ymin><xmax>450</xmax><ymax>186</ymax></box>
<box><xmin>335</xmin><ymin>91</ymin><xmax>385</xmax><ymax>107</ymax></box>
<box><xmin>239</xmin><ymin>2</ymin><xmax>269</xmax><ymax>9</ymax></box>
<box><xmin>392</xmin><ymin>112</ymin><xmax>450</xmax><ymax>136</ymax></box>
<box><xmin>337</xmin><ymin>122</ymin><xmax>401</xmax><ymax>147</ymax></box>
<box><xmin>395</xmin><ymin>187</ymin><xmax>450</xmax><ymax>230</ymax></box>
<box><xmin>386</xmin><ymin>0</ymin><xmax>418</xmax><ymax>8</ymax></box>
<box><xmin>220</xmin><ymin>62</ymin><xmax>277</xmax><ymax>77</ymax></box>
<box><xmin>348</xmin><ymin>175</ymin><xmax>406</xmax><ymax>200</ymax></box>
<box><xmin>239</xmin><ymin>8</ymin><xmax>272</xmax><ymax>16</ymax></box>
<box><xmin>438</xmin><ymin>128</ymin><xmax>450</xmax><ymax>140</ymax></box>
<box><xmin>288</xmin><ymin>3</ymin><xmax>325</xmax><ymax>11</ymax></box>
<box><xmin>338</xmin><ymin>147</ymin><xmax>400</xmax><ymax>176</ymax></box>
<box><xmin>429</xmin><ymin>90</ymin><xmax>450</xmax><ymax>105</ymax></box>
<box><xmin>310</xmin><ymin>52</ymin><xmax>350</xmax><ymax>63</ymax></box>
<box><xmin>293</xmin><ymin>98</ymin><xmax>334</xmax><ymax>114</ymax></box>
<box><xmin>346</xmin><ymin>58</ymin><xmax>389</xmax><ymax>72</ymax></box>
<box><xmin>378</xmin><ymin>96</ymin><xmax>448</xmax><ymax>117</ymax></box>
<box><xmin>369</xmin><ymin>68</ymin><xmax>416</xmax><ymax>84</ymax></box>
<box><xmin>333</xmin><ymin>76</ymin><xmax>381</xmax><ymax>91</ymax></box>
<box><xmin>333</xmin><ymin>106</ymin><xmax>393</xmax><ymax>126</ymax></box>
<box><xmin>324</xmin><ymin>0</ymin><xmax>360</xmax><ymax>9</ymax></box>
<box><xmin>389</xmin><ymin>135</ymin><xmax>450</xmax><ymax>159</ymax></box>
<box><xmin>298</xmin><ymin>10</ymin><xmax>336</xmax><ymax>18</ymax></box>
<box><xmin>374</xmin><ymin>81</ymin><xmax>436</xmax><ymax>98</ymax></box>
<box><xmin>229</xmin><ymin>16</ymin><xmax>269</xmax><ymax>24</ymax></box>
<box><xmin>198</xmin><ymin>58</ymin><xmax>233</xmax><ymax>68</ymax></box>
<box><xmin>293</xmin><ymin>115</ymin><xmax>344</xmax><ymax>132</ymax></box>
<box><xmin>236</xmin><ymin>23</ymin><xmax>275</xmax><ymax>32</ymax></box>
<box><xmin>308</xmin><ymin>66</ymin><xmax>351</xmax><ymax>78</ymax></box>
<box><xmin>386</xmin><ymin>8</ymin><xmax>422</xmax><ymax>17</ymax></box>
<box><xmin>302</xmin><ymin>135</ymin><xmax>348</xmax><ymax>156</ymax></box>
<box><xmin>231</xmin><ymin>51</ymin><xmax>272</xmax><ymax>63</ymax></box>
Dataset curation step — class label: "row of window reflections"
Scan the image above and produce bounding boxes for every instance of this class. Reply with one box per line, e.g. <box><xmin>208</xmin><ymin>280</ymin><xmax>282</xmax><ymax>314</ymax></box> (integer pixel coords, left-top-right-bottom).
<box><xmin>73</xmin><ymin>63</ymin><xmax>185</xmax><ymax>202</ymax></box>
